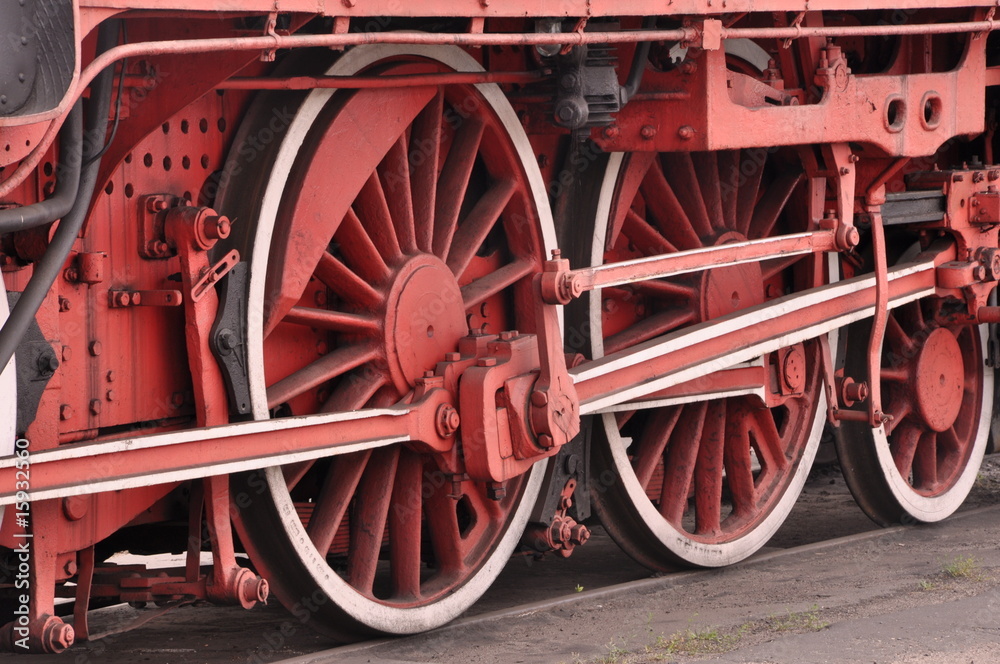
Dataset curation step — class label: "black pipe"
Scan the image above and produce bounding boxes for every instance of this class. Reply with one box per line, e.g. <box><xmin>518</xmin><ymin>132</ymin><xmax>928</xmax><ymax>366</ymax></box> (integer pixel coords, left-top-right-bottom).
<box><xmin>0</xmin><ymin>20</ymin><xmax>120</xmax><ymax>374</ymax></box>
<box><xmin>0</xmin><ymin>110</ymin><xmax>82</xmax><ymax>234</ymax></box>
<box><xmin>623</xmin><ymin>17</ymin><xmax>657</xmax><ymax>101</ymax></box>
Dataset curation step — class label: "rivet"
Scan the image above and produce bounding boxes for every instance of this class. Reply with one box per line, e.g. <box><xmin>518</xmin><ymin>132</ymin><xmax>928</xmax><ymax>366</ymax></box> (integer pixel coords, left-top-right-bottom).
<box><xmin>106</xmin><ymin>390</ymin><xmax>115</xmax><ymax>402</ymax></box>
<box><xmin>677</xmin><ymin>125</ymin><xmax>695</xmax><ymax>140</ymax></box>
<box><xmin>106</xmin><ymin>370</ymin><xmax>115</xmax><ymax>382</ymax></box>
<box><xmin>90</xmin><ymin>399</ymin><xmax>102</xmax><ymax>416</ymax></box>
<box><xmin>61</xmin><ymin>346</ymin><xmax>72</xmax><ymax>362</ymax></box>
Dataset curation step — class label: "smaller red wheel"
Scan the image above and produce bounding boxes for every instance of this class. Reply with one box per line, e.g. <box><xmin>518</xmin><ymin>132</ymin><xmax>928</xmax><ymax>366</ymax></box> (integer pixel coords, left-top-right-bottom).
<box><xmin>837</xmin><ymin>290</ymin><xmax>992</xmax><ymax>525</ymax></box>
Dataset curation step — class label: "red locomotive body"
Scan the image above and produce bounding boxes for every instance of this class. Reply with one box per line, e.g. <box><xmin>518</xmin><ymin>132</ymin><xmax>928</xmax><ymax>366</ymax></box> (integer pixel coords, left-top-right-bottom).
<box><xmin>1</xmin><ymin>0</ymin><xmax>999</xmax><ymax>652</ymax></box>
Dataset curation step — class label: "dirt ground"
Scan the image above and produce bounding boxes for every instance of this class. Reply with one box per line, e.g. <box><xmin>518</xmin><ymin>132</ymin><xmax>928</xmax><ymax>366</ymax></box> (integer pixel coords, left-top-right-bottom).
<box><xmin>9</xmin><ymin>452</ymin><xmax>1000</xmax><ymax>664</ymax></box>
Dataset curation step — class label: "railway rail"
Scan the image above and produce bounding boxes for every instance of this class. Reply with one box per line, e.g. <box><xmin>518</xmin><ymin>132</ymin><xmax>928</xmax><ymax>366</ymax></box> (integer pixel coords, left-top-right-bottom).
<box><xmin>4</xmin><ymin>1</ymin><xmax>1000</xmax><ymax>656</ymax></box>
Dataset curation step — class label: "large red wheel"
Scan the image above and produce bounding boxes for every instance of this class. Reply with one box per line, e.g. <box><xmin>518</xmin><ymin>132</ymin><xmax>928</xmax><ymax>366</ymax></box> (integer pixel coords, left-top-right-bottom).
<box><xmin>837</xmin><ymin>262</ymin><xmax>992</xmax><ymax>525</ymax></box>
<box><xmin>218</xmin><ymin>46</ymin><xmax>554</xmax><ymax>639</ymax></box>
<box><xmin>572</xmin><ymin>148</ymin><xmax>826</xmax><ymax>569</ymax></box>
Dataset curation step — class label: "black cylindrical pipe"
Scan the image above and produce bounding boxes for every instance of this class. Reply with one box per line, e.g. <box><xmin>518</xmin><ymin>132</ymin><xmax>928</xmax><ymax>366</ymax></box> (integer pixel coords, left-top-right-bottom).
<box><xmin>0</xmin><ymin>109</ymin><xmax>82</xmax><ymax>234</ymax></box>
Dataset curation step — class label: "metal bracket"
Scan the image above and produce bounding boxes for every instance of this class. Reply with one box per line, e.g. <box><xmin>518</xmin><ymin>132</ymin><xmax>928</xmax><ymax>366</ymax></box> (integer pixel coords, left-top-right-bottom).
<box><xmin>210</xmin><ymin>263</ymin><xmax>252</xmax><ymax>417</ymax></box>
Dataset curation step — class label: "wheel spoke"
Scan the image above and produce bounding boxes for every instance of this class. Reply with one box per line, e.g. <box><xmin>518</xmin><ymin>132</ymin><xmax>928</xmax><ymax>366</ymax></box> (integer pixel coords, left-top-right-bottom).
<box><xmin>717</xmin><ymin>150</ymin><xmax>740</xmax><ymax>229</ymax></box>
<box><xmin>283</xmin><ymin>306</ymin><xmax>381</xmax><ymax>335</ymax></box>
<box><xmin>891</xmin><ymin>422</ymin><xmax>921</xmax><ymax>476</ymax></box>
<box><xmin>748</xmin><ymin>170</ymin><xmax>802</xmax><ymax>240</ymax></box>
<box><xmin>447</xmin><ymin>178</ymin><xmax>517</xmax><ymax>277</ymax></box>
<box><xmin>694</xmin><ymin>401</ymin><xmax>727</xmax><ymax>535</ymax></box>
<box><xmin>633</xmin><ymin>407</ymin><xmax>683</xmax><ymax>489</ymax></box>
<box><xmin>723</xmin><ymin>400</ymin><xmax>756</xmax><ymax>519</ymax></box>
<box><xmin>735</xmin><ymin>148</ymin><xmax>767</xmax><ymax>236</ymax></box>
<box><xmin>912</xmin><ymin>431</ymin><xmax>938</xmax><ymax>489</ymax></box>
<box><xmin>661</xmin><ymin>153</ymin><xmax>713</xmax><ymax>238</ymax></box>
<box><xmin>692</xmin><ymin>152</ymin><xmax>725</xmax><ymax>231</ymax></box>
<box><xmin>347</xmin><ymin>446</ymin><xmax>401</xmax><ymax>594</ymax></box>
<box><xmin>659</xmin><ymin>402</ymin><xmax>708</xmax><ymax>525</ymax></box>
<box><xmin>749</xmin><ymin>406</ymin><xmax>788</xmax><ymax>474</ymax></box>
<box><xmin>884</xmin><ymin>397</ymin><xmax>912</xmax><ymax>436</ymax></box>
<box><xmin>307</xmin><ymin>450</ymin><xmax>373</xmax><ymax>555</ymax></box>
<box><xmin>461</xmin><ymin>257</ymin><xmax>536</xmax><ymax>310</ymax></box>
<box><xmin>314</xmin><ymin>252</ymin><xmax>383</xmax><ymax>310</ymax></box>
<box><xmin>623</xmin><ymin>209</ymin><xmax>677</xmax><ymax>255</ymax></box>
<box><xmin>886</xmin><ymin>314</ymin><xmax>916</xmax><ymax>354</ymax></box>
<box><xmin>604</xmin><ymin>309</ymin><xmax>696</xmax><ymax>355</ymax></box>
<box><xmin>608</xmin><ymin>152</ymin><xmax>656</xmax><ymax>250</ymax></box>
<box><xmin>434</xmin><ymin>115</ymin><xmax>486</xmax><ymax>259</ymax></box>
<box><xmin>336</xmin><ymin>208</ymin><xmax>392</xmax><ymax>284</ymax></box>
<box><xmin>880</xmin><ymin>365</ymin><xmax>910</xmax><ymax>383</ymax></box>
<box><xmin>389</xmin><ymin>449</ymin><xmax>424</xmax><ymax>599</ymax></box>
<box><xmin>761</xmin><ymin>254</ymin><xmax>805</xmax><ymax>281</ymax></box>
<box><xmin>410</xmin><ymin>89</ymin><xmax>444</xmax><ymax>254</ymax></box>
<box><xmin>356</xmin><ymin>171</ymin><xmax>403</xmax><ymax>263</ymax></box>
<box><xmin>378</xmin><ymin>135</ymin><xmax>418</xmax><ymax>254</ymax></box>
<box><xmin>640</xmin><ymin>158</ymin><xmax>703</xmax><ymax>249</ymax></box>
<box><xmin>320</xmin><ymin>367</ymin><xmax>388</xmax><ymax>414</ymax></box>
<box><xmin>266</xmin><ymin>343</ymin><xmax>379</xmax><ymax>409</ymax></box>
<box><xmin>425</xmin><ymin>480</ymin><xmax>464</xmax><ymax>574</ymax></box>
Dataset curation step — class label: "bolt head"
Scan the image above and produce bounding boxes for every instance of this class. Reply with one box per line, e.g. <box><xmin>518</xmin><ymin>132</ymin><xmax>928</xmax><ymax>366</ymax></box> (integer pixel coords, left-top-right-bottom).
<box><xmin>89</xmin><ymin>341</ymin><xmax>102</xmax><ymax>356</ymax></box>
<box><xmin>677</xmin><ymin>125</ymin><xmax>695</xmax><ymax>140</ymax></box>
<box><xmin>640</xmin><ymin>125</ymin><xmax>657</xmax><ymax>140</ymax></box>
<box><xmin>531</xmin><ymin>390</ymin><xmax>549</xmax><ymax>407</ymax></box>
<box><xmin>60</xmin><ymin>404</ymin><xmax>74</xmax><ymax>420</ymax></box>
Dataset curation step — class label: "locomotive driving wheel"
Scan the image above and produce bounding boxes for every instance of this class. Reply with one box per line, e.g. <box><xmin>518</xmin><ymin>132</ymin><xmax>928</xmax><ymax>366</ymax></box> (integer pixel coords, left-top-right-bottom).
<box><xmin>837</xmin><ymin>249</ymin><xmax>992</xmax><ymax>525</ymax></box>
<box><xmin>217</xmin><ymin>45</ymin><xmax>553</xmax><ymax>639</ymax></box>
<box><xmin>568</xmin><ymin>147</ymin><xmax>826</xmax><ymax>569</ymax></box>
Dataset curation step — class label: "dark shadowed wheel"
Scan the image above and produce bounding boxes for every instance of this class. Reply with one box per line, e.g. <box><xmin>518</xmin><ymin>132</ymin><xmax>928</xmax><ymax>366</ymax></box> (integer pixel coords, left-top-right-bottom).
<box><xmin>216</xmin><ymin>45</ymin><xmax>555</xmax><ymax>640</ymax></box>
<box><xmin>564</xmin><ymin>147</ymin><xmax>827</xmax><ymax>569</ymax></box>
<box><xmin>837</xmin><ymin>246</ymin><xmax>992</xmax><ymax>526</ymax></box>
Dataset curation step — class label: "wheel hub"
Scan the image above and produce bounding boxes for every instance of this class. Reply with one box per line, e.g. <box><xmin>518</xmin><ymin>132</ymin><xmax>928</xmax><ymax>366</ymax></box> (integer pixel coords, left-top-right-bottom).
<box><xmin>912</xmin><ymin>327</ymin><xmax>964</xmax><ymax>432</ymax></box>
<box><xmin>385</xmin><ymin>255</ymin><xmax>467</xmax><ymax>393</ymax></box>
<box><xmin>698</xmin><ymin>232</ymin><xmax>764</xmax><ymax>321</ymax></box>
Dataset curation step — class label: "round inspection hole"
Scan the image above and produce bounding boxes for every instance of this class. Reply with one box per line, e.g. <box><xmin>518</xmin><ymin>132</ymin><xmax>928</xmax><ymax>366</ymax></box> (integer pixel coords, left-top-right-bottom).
<box><xmin>885</xmin><ymin>96</ymin><xmax>906</xmax><ymax>133</ymax></box>
<box><xmin>43</xmin><ymin>162</ymin><xmax>53</xmax><ymax>177</ymax></box>
<box><xmin>163</xmin><ymin>156</ymin><xmax>172</xmax><ymax>171</ymax></box>
<box><xmin>199</xmin><ymin>118</ymin><xmax>209</xmax><ymax>134</ymax></box>
<box><xmin>162</xmin><ymin>122</ymin><xmax>170</xmax><ymax>135</ymax></box>
<box><xmin>201</xmin><ymin>155</ymin><xmax>210</xmax><ymax>169</ymax></box>
<box><xmin>182</xmin><ymin>156</ymin><xmax>191</xmax><ymax>170</ymax></box>
<box><xmin>124</xmin><ymin>183</ymin><xmax>134</xmax><ymax>198</ymax></box>
<box><xmin>180</xmin><ymin>120</ymin><xmax>190</xmax><ymax>134</ymax></box>
<box><xmin>922</xmin><ymin>93</ymin><xmax>943</xmax><ymax>129</ymax></box>
<box><xmin>104</xmin><ymin>182</ymin><xmax>114</xmax><ymax>195</ymax></box>
<box><xmin>143</xmin><ymin>153</ymin><xmax>153</xmax><ymax>168</ymax></box>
